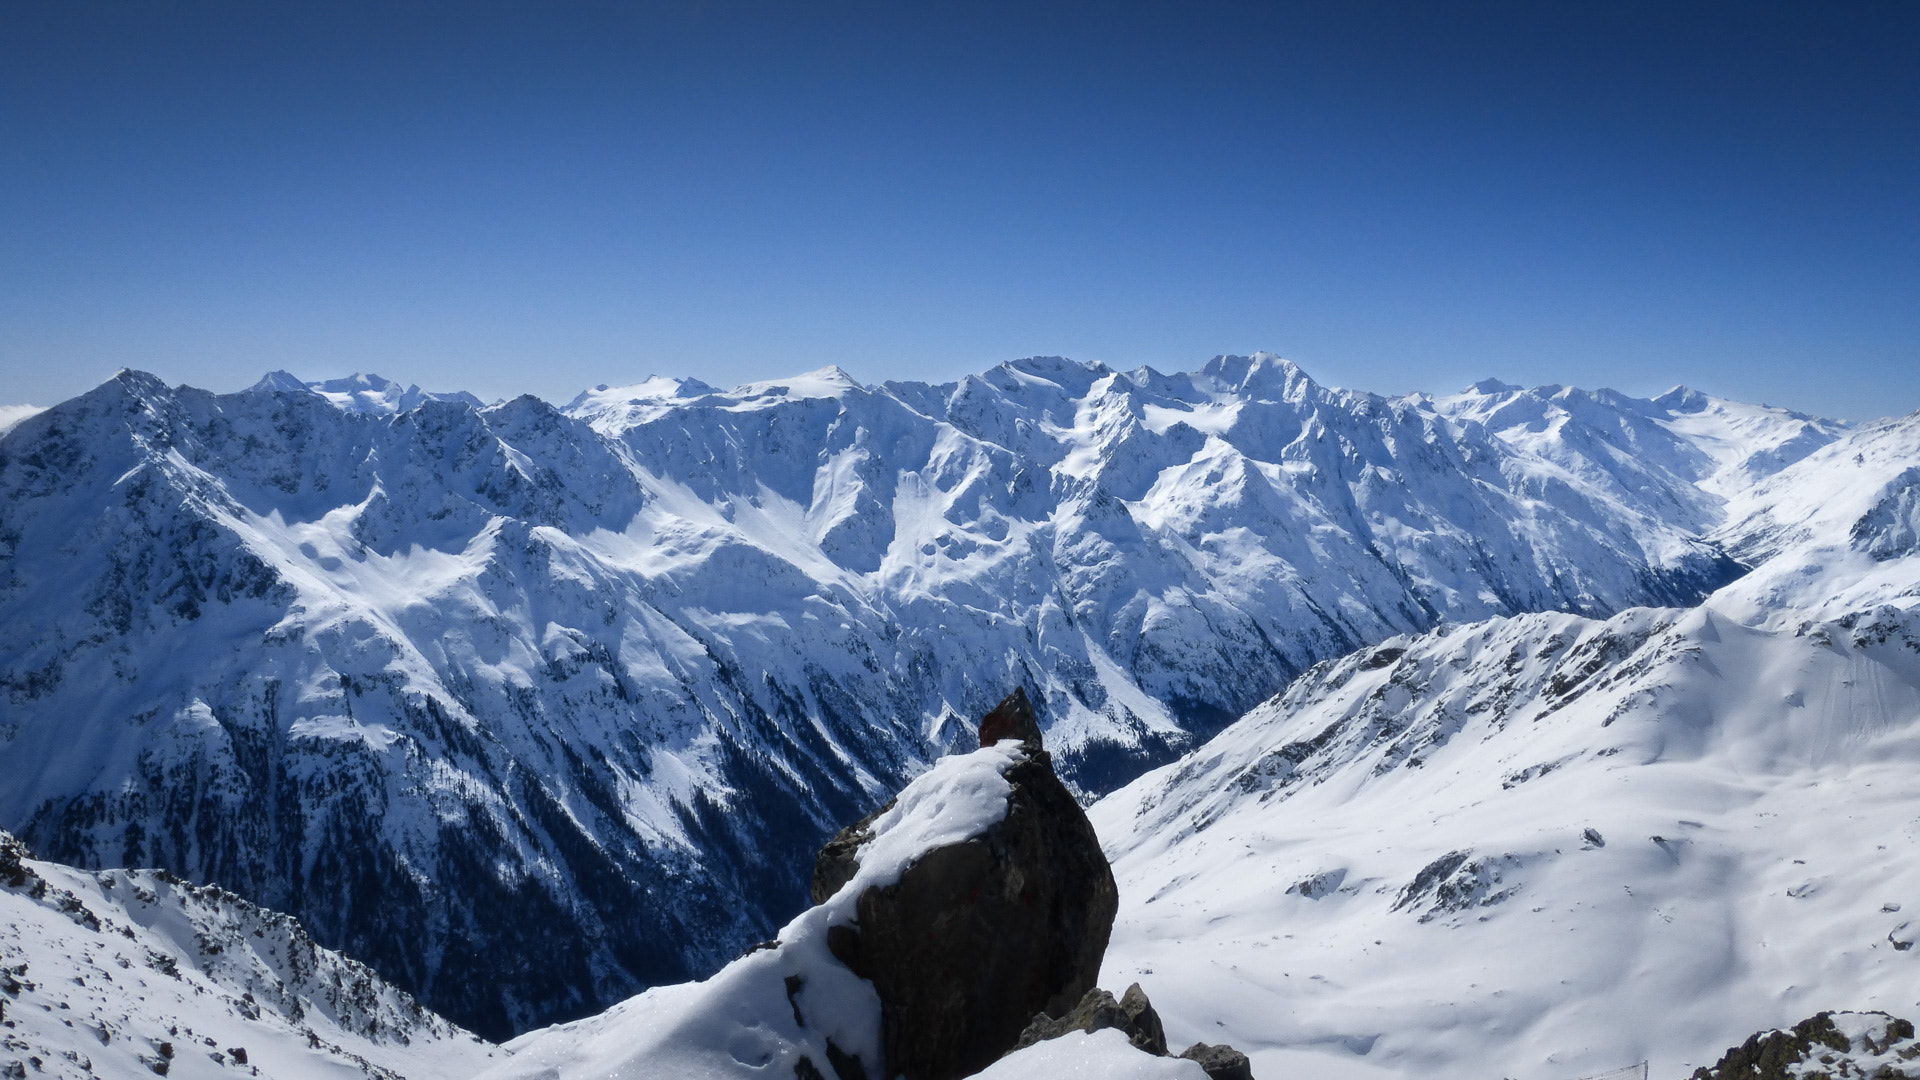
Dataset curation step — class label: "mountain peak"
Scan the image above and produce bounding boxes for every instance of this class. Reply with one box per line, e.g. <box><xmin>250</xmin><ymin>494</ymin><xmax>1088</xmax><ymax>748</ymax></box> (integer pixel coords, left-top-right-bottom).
<box><xmin>1200</xmin><ymin>352</ymin><xmax>1316</xmax><ymax>400</ymax></box>
<box><xmin>1466</xmin><ymin>378</ymin><xmax>1523</xmax><ymax>395</ymax></box>
<box><xmin>249</xmin><ymin>370</ymin><xmax>310</xmax><ymax>393</ymax></box>
<box><xmin>1653</xmin><ymin>385</ymin><xmax>1709</xmax><ymax>412</ymax></box>
<box><xmin>1001</xmin><ymin>356</ymin><xmax>1114</xmax><ymax>391</ymax></box>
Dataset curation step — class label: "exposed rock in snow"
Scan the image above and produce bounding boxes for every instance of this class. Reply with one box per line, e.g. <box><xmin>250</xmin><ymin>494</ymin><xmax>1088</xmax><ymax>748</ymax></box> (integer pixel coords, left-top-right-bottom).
<box><xmin>1690</xmin><ymin>1011</ymin><xmax>1918</xmax><ymax>1080</ymax></box>
<box><xmin>1014</xmin><ymin>982</ymin><xmax>1171</xmax><ymax>1057</ymax></box>
<box><xmin>814</xmin><ymin>689</ymin><xmax>1117</xmax><ymax>1080</ymax></box>
<box><xmin>1175</xmin><ymin>1042</ymin><xmax>1257</xmax><ymax>1080</ymax></box>
<box><xmin>975</xmin><ymin>1029</ymin><xmax>1210</xmax><ymax>1079</ymax></box>
<box><xmin>1006</xmin><ymin>978</ymin><xmax>1258</xmax><ymax>1078</ymax></box>
<box><xmin>0</xmin><ymin>830</ymin><xmax>493</xmax><ymax>1080</ymax></box>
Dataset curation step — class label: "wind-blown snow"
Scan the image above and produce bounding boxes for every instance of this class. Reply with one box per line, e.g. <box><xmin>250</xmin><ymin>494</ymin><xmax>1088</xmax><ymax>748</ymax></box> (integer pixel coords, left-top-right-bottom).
<box><xmin>0</xmin><ymin>403</ymin><xmax>44</xmax><ymax>437</ymax></box>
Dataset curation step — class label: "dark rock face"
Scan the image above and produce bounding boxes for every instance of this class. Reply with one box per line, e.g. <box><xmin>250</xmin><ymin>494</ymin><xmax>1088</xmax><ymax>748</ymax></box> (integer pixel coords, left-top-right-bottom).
<box><xmin>977</xmin><ymin>688</ymin><xmax>1045</xmax><ymax>749</ymax></box>
<box><xmin>810</xmin><ymin>689</ymin><xmax>1118</xmax><ymax>1080</ymax></box>
<box><xmin>1121</xmin><ymin>983</ymin><xmax>1170</xmax><ymax>1057</ymax></box>
<box><xmin>1178</xmin><ymin>1042</ymin><xmax>1256</xmax><ymax>1080</ymax></box>
<box><xmin>1011</xmin><ymin>980</ymin><xmax>1253</xmax><ymax>1078</ymax></box>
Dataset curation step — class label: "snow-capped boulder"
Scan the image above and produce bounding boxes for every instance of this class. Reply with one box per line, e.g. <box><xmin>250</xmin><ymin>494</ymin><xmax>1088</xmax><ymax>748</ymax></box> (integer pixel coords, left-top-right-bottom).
<box><xmin>480</xmin><ymin>690</ymin><xmax>1131</xmax><ymax>1080</ymax></box>
<box><xmin>815</xmin><ymin>688</ymin><xmax>1118</xmax><ymax>1080</ymax></box>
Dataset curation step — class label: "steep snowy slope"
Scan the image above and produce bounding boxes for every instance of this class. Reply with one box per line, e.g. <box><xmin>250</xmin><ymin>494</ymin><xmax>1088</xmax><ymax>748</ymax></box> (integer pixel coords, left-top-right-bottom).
<box><xmin>0</xmin><ymin>831</ymin><xmax>494</xmax><ymax>1080</ymax></box>
<box><xmin>0</xmin><ymin>355</ymin><xmax>1759</xmax><ymax>1035</ymax></box>
<box><xmin>1710</xmin><ymin>410</ymin><xmax>1920</xmax><ymax>625</ymax></box>
<box><xmin>1091</xmin><ymin>600</ymin><xmax>1920</xmax><ymax>1080</ymax></box>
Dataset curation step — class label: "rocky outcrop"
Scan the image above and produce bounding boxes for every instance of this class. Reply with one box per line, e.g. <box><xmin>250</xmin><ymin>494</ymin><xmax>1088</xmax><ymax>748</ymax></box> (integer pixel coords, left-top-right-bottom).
<box><xmin>810</xmin><ymin>688</ymin><xmax>1118</xmax><ymax>1080</ymax></box>
<box><xmin>1014</xmin><ymin>983</ymin><xmax>1165</xmax><ymax>1055</ymax></box>
<box><xmin>1177</xmin><ymin>1042</ymin><xmax>1256</xmax><ymax>1080</ymax></box>
<box><xmin>1011</xmin><ymin>982</ymin><xmax>1253</xmax><ymax>1079</ymax></box>
<box><xmin>1692</xmin><ymin>1011</ymin><xmax>1917</xmax><ymax>1080</ymax></box>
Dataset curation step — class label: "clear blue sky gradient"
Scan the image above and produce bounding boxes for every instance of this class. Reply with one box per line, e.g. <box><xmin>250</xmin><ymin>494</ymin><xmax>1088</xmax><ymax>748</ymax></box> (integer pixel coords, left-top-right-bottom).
<box><xmin>4</xmin><ymin>2</ymin><xmax>1916</xmax><ymax>418</ymax></box>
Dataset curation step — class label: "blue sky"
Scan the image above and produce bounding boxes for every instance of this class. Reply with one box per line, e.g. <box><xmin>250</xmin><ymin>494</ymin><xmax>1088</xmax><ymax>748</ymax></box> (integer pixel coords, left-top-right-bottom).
<box><xmin>3</xmin><ymin>2</ymin><xmax>1916</xmax><ymax>418</ymax></box>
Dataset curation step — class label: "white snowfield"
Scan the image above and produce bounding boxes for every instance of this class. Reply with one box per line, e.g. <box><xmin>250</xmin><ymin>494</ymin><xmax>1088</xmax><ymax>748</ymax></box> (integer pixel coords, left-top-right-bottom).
<box><xmin>1092</xmin><ymin>563</ymin><xmax>1920</xmax><ymax>1080</ymax></box>
<box><xmin>0</xmin><ymin>834</ymin><xmax>494</xmax><ymax>1080</ymax></box>
<box><xmin>476</xmin><ymin>741</ymin><xmax>1025</xmax><ymax>1080</ymax></box>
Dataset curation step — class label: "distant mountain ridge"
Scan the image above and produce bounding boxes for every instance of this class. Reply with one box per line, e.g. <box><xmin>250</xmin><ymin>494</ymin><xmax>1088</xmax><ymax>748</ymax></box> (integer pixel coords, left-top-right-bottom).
<box><xmin>0</xmin><ymin>354</ymin><xmax>1853</xmax><ymax>1036</ymax></box>
<box><xmin>250</xmin><ymin>370</ymin><xmax>489</xmax><ymax>414</ymax></box>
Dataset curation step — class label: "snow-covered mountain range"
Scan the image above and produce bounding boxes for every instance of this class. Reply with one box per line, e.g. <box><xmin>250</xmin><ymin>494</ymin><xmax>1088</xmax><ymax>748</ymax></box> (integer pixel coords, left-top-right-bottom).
<box><xmin>0</xmin><ymin>354</ymin><xmax>1880</xmax><ymax>1040</ymax></box>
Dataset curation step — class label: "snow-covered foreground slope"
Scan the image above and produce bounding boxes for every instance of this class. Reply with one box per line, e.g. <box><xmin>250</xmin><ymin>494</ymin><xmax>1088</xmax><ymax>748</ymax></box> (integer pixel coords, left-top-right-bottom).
<box><xmin>1091</xmin><ymin>600</ymin><xmax>1920</xmax><ymax>1080</ymax></box>
<box><xmin>0</xmin><ymin>832</ymin><xmax>494</xmax><ymax>1080</ymax></box>
<box><xmin>0</xmin><ymin>355</ymin><xmax>1772</xmax><ymax>1035</ymax></box>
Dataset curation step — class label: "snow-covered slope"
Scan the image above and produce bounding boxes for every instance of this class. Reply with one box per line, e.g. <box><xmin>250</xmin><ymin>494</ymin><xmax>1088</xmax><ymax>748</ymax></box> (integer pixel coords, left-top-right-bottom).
<box><xmin>1711</xmin><ymin>410</ymin><xmax>1920</xmax><ymax>625</ymax></box>
<box><xmin>1432</xmin><ymin>381</ymin><xmax>1847</xmax><ymax>516</ymax></box>
<box><xmin>0</xmin><ymin>831</ymin><xmax>493</xmax><ymax>1080</ymax></box>
<box><xmin>1091</xmin><ymin>598</ymin><xmax>1920</xmax><ymax>1080</ymax></box>
<box><xmin>0</xmin><ymin>355</ymin><xmax>1824</xmax><ymax>1036</ymax></box>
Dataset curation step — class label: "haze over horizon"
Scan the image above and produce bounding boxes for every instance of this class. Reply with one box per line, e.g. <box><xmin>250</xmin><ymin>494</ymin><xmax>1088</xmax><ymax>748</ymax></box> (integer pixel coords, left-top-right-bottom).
<box><xmin>4</xmin><ymin>2</ymin><xmax>1916</xmax><ymax>420</ymax></box>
